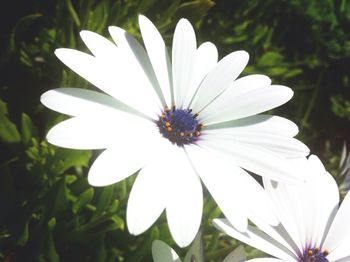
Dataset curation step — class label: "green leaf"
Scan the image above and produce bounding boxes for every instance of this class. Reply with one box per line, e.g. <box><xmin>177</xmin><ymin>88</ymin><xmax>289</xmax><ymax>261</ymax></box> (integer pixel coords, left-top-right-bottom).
<box><xmin>72</xmin><ymin>188</ymin><xmax>94</xmax><ymax>214</ymax></box>
<box><xmin>49</xmin><ymin>178</ymin><xmax>69</xmax><ymax>216</ymax></box>
<box><xmin>48</xmin><ymin>217</ymin><xmax>56</xmax><ymax>230</ymax></box>
<box><xmin>157</xmin><ymin>0</ymin><xmax>181</xmax><ymax>28</ymax></box>
<box><xmin>52</xmin><ymin>147</ymin><xmax>91</xmax><ymax>174</ymax></box>
<box><xmin>21</xmin><ymin>113</ymin><xmax>37</xmax><ymax>145</ymax></box>
<box><xmin>110</xmin><ymin>215</ymin><xmax>125</xmax><ymax>231</ymax></box>
<box><xmin>6</xmin><ymin>13</ymin><xmax>42</xmax><ymax>57</ymax></box>
<box><xmin>16</xmin><ymin>219</ymin><xmax>30</xmax><ymax>247</ymax></box>
<box><xmin>257</xmin><ymin>51</ymin><xmax>283</xmax><ymax>67</ymax></box>
<box><xmin>94</xmin><ymin>237</ymin><xmax>107</xmax><ymax>262</ymax></box>
<box><xmin>0</xmin><ymin>98</ymin><xmax>20</xmax><ymax>143</ymax></box>
<box><xmin>65</xmin><ymin>0</ymin><xmax>81</xmax><ymax>27</ymax></box>
<box><xmin>174</xmin><ymin>0</ymin><xmax>215</xmax><ymax>24</ymax></box>
<box><xmin>138</xmin><ymin>0</ymin><xmax>158</xmax><ymax>13</ymax></box>
<box><xmin>284</xmin><ymin>68</ymin><xmax>302</xmax><ymax>79</ymax></box>
<box><xmin>92</xmin><ymin>185</ymin><xmax>115</xmax><ymax>220</ymax></box>
<box><xmin>129</xmin><ymin>226</ymin><xmax>160</xmax><ymax>262</ymax></box>
<box><xmin>45</xmin><ymin>218</ymin><xmax>59</xmax><ymax>262</ymax></box>
<box><xmin>65</xmin><ymin>174</ymin><xmax>78</xmax><ymax>184</ymax></box>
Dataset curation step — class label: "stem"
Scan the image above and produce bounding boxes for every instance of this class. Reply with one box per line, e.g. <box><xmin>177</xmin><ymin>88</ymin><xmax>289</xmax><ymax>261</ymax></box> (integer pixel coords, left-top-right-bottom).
<box><xmin>301</xmin><ymin>70</ymin><xmax>324</xmax><ymax>128</ymax></box>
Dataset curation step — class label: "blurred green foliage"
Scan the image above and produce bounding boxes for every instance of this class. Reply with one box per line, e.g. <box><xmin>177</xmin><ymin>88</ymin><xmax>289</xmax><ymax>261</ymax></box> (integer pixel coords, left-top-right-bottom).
<box><xmin>0</xmin><ymin>0</ymin><xmax>349</xmax><ymax>261</ymax></box>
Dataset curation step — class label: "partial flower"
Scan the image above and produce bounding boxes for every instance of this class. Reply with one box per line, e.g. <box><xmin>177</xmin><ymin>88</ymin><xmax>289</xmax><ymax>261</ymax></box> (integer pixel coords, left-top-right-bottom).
<box><xmin>41</xmin><ymin>15</ymin><xmax>309</xmax><ymax>246</ymax></box>
<box><xmin>339</xmin><ymin>142</ymin><xmax>350</xmax><ymax>194</ymax></box>
<box><xmin>152</xmin><ymin>238</ymin><xmax>246</xmax><ymax>262</ymax></box>
<box><xmin>214</xmin><ymin>155</ymin><xmax>350</xmax><ymax>262</ymax></box>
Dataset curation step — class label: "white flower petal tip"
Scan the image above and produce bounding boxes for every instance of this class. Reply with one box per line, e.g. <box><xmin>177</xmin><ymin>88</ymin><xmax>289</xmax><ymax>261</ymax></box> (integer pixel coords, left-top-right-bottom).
<box><xmin>191</xmin><ymin>50</ymin><xmax>249</xmax><ymax>112</ymax></box>
<box><xmin>79</xmin><ymin>30</ymin><xmax>119</xmax><ymax>59</ymax></box>
<box><xmin>79</xmin><ymin>30</ymin><xmax>100</xmax><ymax>44</ymax></box>
<box><xmin>138</xmin><ymin>14</ymin><xmax>150</xmax><ymax>24</ymax></box>
<box><xmin>54</xmin><ymin>48</ymin><xmax>79</xmax><ymax>60</ymax></box>
<box><xmin>152</xmin><ymin>240</ymin><xmax>181</xmax><ymax>262</ymax></box>
<box><xmin>236</xmin><ymin>50</ymin><xmax>249</xmax><ymax>62</ymax></box>
<box><xmin>171</xmin><ymin>234</ymin><xmax>195</xmax><ymax>249</ymax></box>
<box><xmin>138</xmin><ymin>15</ymin><xmax>159</xmax><ymax>38</ymax></box>
<box><xmin>40</xmin><ymin>88</ymin><xmax>123</xmax><ymax>117</ymax></box>
<box><xmin>177</xmin><ymin>18</ymin><xmax>192</xmax><ymax>28</ymax></box>
<box><xmin>45</xmin><ymin>117</ymin><xmax>111</xmax><ymax>150</ymax></box>
<box><xmin>40</xmin><ymin>91</ymin><xmax>51</xmax><ymax>108</ymax></box>
<box><xmin>87</xmin><ymin>174</ymin><xmax>115</xmax><ymax>187</ymax></box>
<box><xmin>107</xmin><ymin>26</ymin><xmax>125</xmax><ymax>39</ymax></box>
<box><xmin>172</xmin><ymin>16</ymin><xmax>196</xmax><ymax>107</ymax></box>
<box><xmin>87</xmin><ymin>147</ymin><xmax>145</xmax><ymax>187</ymax></box>
<box><xmin>126</xmin><ymin>162</ymin><xmax>168</xmax><ymax>236</ymax></box>
<box><xmin>274</xmin><ymin>85</ymin><xmax>294</xmax><ymax>100</ymax></box>
<box><xmin>138</xmin><ymin>14</ymin><xmax>172</xmax><ymax>106</ymax></box>
<box><xmin>166</xmin><ymin>170</ymin><xmax>203</xmax><ymax>248</ymax></box>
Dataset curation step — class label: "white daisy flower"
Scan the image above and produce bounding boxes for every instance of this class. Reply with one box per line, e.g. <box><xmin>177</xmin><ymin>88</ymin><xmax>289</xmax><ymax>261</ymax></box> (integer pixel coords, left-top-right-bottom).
<box><xmin>41</xmin><ymin>15</ymin><xmax>309</xmax><ymax>247</ymax></box>
<box><xmin>214</xmin><ymin>155</ymin><xmax>350</xmax><ymax>262</ymax></box>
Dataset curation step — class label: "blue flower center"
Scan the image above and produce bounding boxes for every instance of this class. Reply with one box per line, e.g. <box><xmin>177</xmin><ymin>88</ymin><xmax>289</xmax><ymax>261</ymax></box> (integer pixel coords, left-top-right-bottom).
<box><xmin>300</xmin><ymin>247</ymin><xmax>329</xmax><ymax>262</ymax></box>
<box><xmin>157</xmin><ymin>106</ymin><xmax>203</xmax><ymax>146</ymax></box>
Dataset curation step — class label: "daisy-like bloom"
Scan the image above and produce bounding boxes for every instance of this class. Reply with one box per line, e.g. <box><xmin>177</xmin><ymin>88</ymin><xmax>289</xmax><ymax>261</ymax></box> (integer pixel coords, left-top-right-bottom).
<box><xmin>41</xmin><ymin>15</ymin><xmax>309</xmax><ymax>247</ymax></box>
<box><xmin>214</xmin><ymin>155</ymin><xmax>350</xmax><ymax>262</ymax></box>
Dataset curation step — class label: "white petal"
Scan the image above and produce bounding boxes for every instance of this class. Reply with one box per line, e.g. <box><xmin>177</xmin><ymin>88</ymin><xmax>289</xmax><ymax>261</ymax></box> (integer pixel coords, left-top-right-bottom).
<box><xmin>200</xmin><ymin>136</ymin><xmax>304</xmax><ymax>183</ymax></box>
<box><xmin>126</xmin><ymin>161</ymin><xmax>168</xmax><ymax>235</ymax></box>
<box><xmin>323</xmin><ymin>191</ymin><xmax>350</xmax><ymax>253</ymax></box>
<box><xmin>88</xmin><ymin>145</ymin><xmax>145</xmax><ymax>187</ymax></box>
<box><xmin>190</xmin><ymin>50</ymin><xmax>249</xmax><ymax>112</ymax></box>
<box><xmin>263</xmin><ymin>156</ymin><xmax>339</xmax><ymax>252</ymax></box>
<box><xmin>203</xmin><ymin>131</ymin><xmax>309</xmax><ymax>158</ymax></box>
<box><xmin>333</xmin><ymin>255</ymin><xmax>350</xmax><ymax>262</ymax></box>
<box><xmin>205</xmin><ymin>115</ymin><xmax>299</xmax><ymax>138</ymax></box>
<box><xmin>327</xmin><ymin>236</ymin><xmax>350</xmax><ymax>261</ymax></box>
<box><xmin>139</xmin><ymin>15</ymin><xmax>173</xmax><ymax>105</ymax></box>
<box><xmin>200</xmin><ymin>74</ymin><xmax>271</xmax><ymax>121</ymax></box>
<box><xmin>213</xmin><ymin>219</ymin><xmax>296</xmax><ymax>261</ymax></box>
<box><xmin>46</xmin><ymin>113</ymin><xmax>154</xmax><ymax>150</ymax></box>
<box><xmin>306</xmin><ymin>155</ymin><xmax>339</xmax><ymax>247</ymax></box>
<box><xmin>200</xmin><ymin>85</ymin><xmax>293</xmax><ymax>125</ymax></box>
<box><xmin>152</xmin><ymin>240</ymin><xmax>181</xmax><ymax>262</ymax></box>
<box><xmin>186</xmin><ymin>145</ymin><xmax>278</xmax><ymax>231</ymax></box>
<box><xmin>249</xmin><ymin>219</ymin><xmax>299</xmax><ymax>257</ymax></box>
<box><xmin>166</xmin><ymin>148</ymin><xmax>203</xmax><ymax>248</ymax></box>
<box><xmin>172</xmin><ymin>18</ymin><xmax>196</xmax><ymax>108</ymax></box>
<box><xmin>108</xmin><ymin>26</ymin><xmax>167</xmax><ymax>107</ymax></box>
<box><xmin>55</xmin><ymin>48</ymin><xmax>162</xmax><ymax>118</ymax></box>
<box><xmin>79</xmin><ymin>30</ymin><xmax>119</xmax><ymax>58</ymax></box>
<box><xmin>46</xmin><ymin>116</ymin><xmax>115</xmax><ymax>149</ymax></box>
<box><xmin>40</xmin><ymin>88</ymin><xmax>134</xmax><ymax>117</ymax></box>
<box><xmin>55</xmin><ymin>48</ymin><xmax>111</xmax><ymax>93</ymax></box>
<box><xmin>263</xmin><ymin>178</ymin><xmax>305</xmax><ymax>253</ymax></box>
<box><xmin>183</xmin><ymin>42</ymin><xmax>218</xmax><ymax>109</ymax></box>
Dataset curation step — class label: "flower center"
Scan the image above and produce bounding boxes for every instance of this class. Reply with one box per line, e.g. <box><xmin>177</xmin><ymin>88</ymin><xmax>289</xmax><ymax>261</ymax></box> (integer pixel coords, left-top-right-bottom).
<box><xmin>157</xmin><ymin>106</ymin><xmax>203</xmax><ymax>146</ymax></box>
<box><xmin>300</xmin><ymin>247</ymin><xmax>329</xmax><ymax>262</ymax></box>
